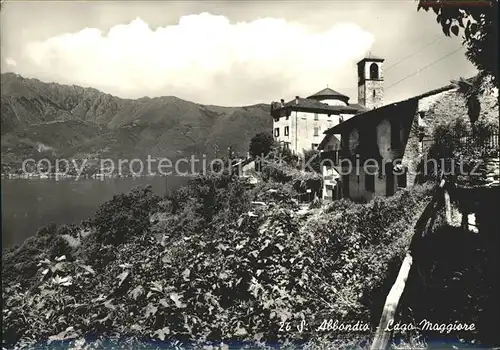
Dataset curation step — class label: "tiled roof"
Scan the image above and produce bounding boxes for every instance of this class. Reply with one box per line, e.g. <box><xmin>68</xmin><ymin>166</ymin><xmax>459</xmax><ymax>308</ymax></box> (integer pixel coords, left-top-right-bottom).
<box><xmin>307</xmin><ymin>87</ymin><xmax>349</xmax><ymax>101</ymax></box>
<box><xmin>272</xmin><ymin>97</ymin><xmax>364</xmax><ymax>114</ymax></box>
<box><xmin>323</xmin><ymin>83</ymin><xmax>457</xmax><ymax>135</ymax></box>
<box><xmin>348</xmin><ymin>103</ymin><xmax>369</xmax><ymax>112</ymax></box>
<box><xmin>318</xmin><ymin>133</ymin><xmax>341</xmax><ymax>150</ymax></box>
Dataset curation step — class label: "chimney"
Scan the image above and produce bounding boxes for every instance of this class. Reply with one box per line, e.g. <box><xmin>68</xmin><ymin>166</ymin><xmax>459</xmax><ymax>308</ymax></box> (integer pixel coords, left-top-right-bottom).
<box><xmin>280</xmin><ymin>98</ymin><xmax>285</xmax><ymax>107</ymax></box>
<box><xmin>295</xmin><ymin>96</ymin><xmax>299</xmax><ymax>104</ymax></box>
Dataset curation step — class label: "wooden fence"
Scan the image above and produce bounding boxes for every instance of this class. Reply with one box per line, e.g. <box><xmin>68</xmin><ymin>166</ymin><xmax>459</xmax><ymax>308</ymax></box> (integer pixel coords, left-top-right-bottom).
<box><xmin>456</xmin><ymin>132</ymin><xmax>499</xmax><ymax>150</ymax></box>
<box><xmin>423</xmin><ymin>132</ymin><xmax>499</xmax><ymax>155</ymax></box>
<box><xmin>370</xmin><ymin>178</ymin><xmax>450</xmax><ymax>350</ymax></box>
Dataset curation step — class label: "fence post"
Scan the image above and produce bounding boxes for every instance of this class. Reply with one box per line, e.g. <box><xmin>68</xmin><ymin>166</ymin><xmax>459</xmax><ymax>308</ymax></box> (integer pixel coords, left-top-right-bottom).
<box><xmin>370</xmin><ymin>253</ymin><xmax>414</xmax><ymax>350</ymax></box>
<box><xmin>444</xmin><ymin>189</ymin><xmax>452</xmax><ymax>225</ymax></box>
<box><xmin>371</xmin><ymin>179</ymin><xmax>445</xmax><ymax>350</ymax></box>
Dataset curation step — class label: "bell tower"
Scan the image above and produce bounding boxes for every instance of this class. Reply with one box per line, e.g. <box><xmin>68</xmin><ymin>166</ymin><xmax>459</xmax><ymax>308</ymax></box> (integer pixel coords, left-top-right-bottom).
<box><xmin>357</xmin><ymin>53</ymin><xmax>384</xmax><ymax>110</ymax></box>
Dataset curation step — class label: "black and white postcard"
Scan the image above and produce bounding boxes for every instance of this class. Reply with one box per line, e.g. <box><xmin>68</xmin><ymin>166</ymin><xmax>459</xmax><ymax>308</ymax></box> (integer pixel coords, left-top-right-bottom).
<box><xmin>1</xmin><ymin>0</ymin><xmax>499</xmax><ymax>349</ymax></box>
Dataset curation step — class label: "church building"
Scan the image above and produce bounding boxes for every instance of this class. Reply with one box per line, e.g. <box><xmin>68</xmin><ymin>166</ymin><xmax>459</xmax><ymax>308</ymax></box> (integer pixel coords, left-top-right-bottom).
<box><xmin>269</xmin><ymin>54</ymin><xmax>384</xmax><ymax>156</ymax></box>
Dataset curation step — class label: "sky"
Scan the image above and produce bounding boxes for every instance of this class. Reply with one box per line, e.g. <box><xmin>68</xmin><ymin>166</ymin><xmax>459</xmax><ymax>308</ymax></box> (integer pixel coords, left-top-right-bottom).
<box><xmin>0</xmin><ymin>0</ymin><xmax>478</xmax><ymax>106</ymax></box>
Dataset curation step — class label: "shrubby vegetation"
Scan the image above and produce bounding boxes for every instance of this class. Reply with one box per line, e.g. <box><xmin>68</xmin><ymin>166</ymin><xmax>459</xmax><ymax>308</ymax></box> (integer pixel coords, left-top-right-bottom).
<box><xmin>261</xmin><ymin>162</ymin><xmax>322</xmax><ymax>201</ymax></box>
<box><xmin>416</xmin><ymin>115</ymin><xmax>499</xmax><ymax>185</ymax></box>
<box><xmin>249</xmin><ymin>132</ymin><xmax>275</xmax><ymax>158</ymax></box>
<box><xmin>2</xmin><ymin>172</ymin><xmax>435</xmax><ymax>349</ymax></box>
<box><xmin>253</xmin><ymin>143</ymin><xmax>323</xmax><ymax>201</ymax></box>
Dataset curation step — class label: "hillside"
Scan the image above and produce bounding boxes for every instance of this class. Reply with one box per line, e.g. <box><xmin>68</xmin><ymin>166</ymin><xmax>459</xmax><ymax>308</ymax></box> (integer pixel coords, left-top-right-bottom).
<box><xmin>1</xmin><ymin>73</ymin><xmax>271</xmax><ymax>169</ymax></box>
<box><xmin>1</xmin><ymin>174</ymin><xmax>436</xmax><ymax>349</ymax></box>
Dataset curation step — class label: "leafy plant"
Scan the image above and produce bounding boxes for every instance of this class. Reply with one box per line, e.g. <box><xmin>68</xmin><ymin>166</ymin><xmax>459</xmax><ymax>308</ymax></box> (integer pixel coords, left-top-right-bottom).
<box><xmin>249</xmin><ymin>132</ymin><xmax>275</xmax><ymax>158</ymax></box>
<box><xmin>302</xmin><ymin>149</ymin><xmax>322</xmax><ymax>174</ymax></box>
<box><xmin>418</xmin><ymin>0</ymin><xmax>499</xmax><ymax>87</ymax></box>
<box><xmin>91</xmin><ymin>185</ymin><xmax>161</xmax><ymax>245</ymax></box>
<box><xmin>2</xmin><ymin>180</ymin><xmax>435</xmax><ymax>349</ymax></box>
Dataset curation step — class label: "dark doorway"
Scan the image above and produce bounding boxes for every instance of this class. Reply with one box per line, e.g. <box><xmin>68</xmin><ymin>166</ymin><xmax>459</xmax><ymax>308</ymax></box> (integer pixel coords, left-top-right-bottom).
<box><xmin>342</xmin><ymin>175</ymin><xmax>350</xmax><ymax>199</ymax></box>
<box><xmin>385</xmin><ymin>162</ymin><xmax>395</xmax><ymax>196</ymax></box>
<box><xmin>397</xmin><ymin>166</ymin><xmax>408</xmax><ymax>188</ymax></box>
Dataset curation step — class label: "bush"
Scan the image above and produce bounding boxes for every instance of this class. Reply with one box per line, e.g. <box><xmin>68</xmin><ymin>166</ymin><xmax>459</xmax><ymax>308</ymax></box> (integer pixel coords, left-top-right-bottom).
<box><xmin>47</xmin><ymin>235</ymin><xmax>74</xmax><ymax>260</ymax></box>
<box><xmin>261</xmin><ymin>162</ymin><xmax>323</xmax><ymax>201</ymax></box>
<box><xmin>249</xmin><ymin>132</ymin><xmax>275</xmax><ymax>158</ymax></box>
<box><xmin>2</xmin><ymin>236</ymin><xmax>45</xmax><ymax>286</ymax></box>
<box><xmin>417</xmin><ymin>116</ymin><xmax>499</xmax><ymax>184</ymax></box>
<box><xmin>302</xmin><ymin>149</ymin><xmax>322</xmax><ymax>174</ymax></box>
<box><xmin>252</xmin><ymin>181</ymin><xmax>300</xmax><ymax>209</ymax></box>
<box><xmin>91</xmin><ymin>185</ymin><xmax>161</xmax><ymax>245</ymax></box>
<box><xmin>161</xmin><ymin>173</ymin><xmax>253</xmax><ymax>238</ymax></box>
<box><xmin>56</xmin><ymin>224</ymin><xmax>80</xmax><ymax>238</ymax></box>
<box><xmin>2</xmin><ymin>171</ymin><xmax>435</xmax><ymax>349</ymax></box>
<box><xmin>36</xmin><ymin>223</ymin><xmax>57</xmax><ymax>237</ymax></box>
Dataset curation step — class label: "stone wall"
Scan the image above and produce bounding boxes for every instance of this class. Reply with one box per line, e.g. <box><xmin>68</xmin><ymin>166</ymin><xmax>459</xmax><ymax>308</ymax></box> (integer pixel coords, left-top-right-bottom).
<box><xmin>485</xmin><ymin>158</ymin><xmax>500</xmax><ymax>186</ymax></box>
<box><xmin>422</xmin><ymin>88</ymin><xmax>499</xmax><ymax>133</ymax></box>
<box><xmin>359</xmin><ymin>80</ymin><xmax>384</xmax><ymax>110</ymax></box>
<box><xmin>419</xmin><ymin>85</ymin><xmax>499</xmax><ymax>189</ymax></box>
<box><xmin>456</xmin><ymin>157</ymin><xmax>500</xmax><ymax>188</ymax></box>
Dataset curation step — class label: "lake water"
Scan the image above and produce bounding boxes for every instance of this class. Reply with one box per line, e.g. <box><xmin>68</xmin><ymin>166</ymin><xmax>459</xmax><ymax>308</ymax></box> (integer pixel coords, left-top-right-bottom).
<box><xmin>1</xmin><ymin>176</ymin><xmax>191</xmax><ymax>249</ymax></box>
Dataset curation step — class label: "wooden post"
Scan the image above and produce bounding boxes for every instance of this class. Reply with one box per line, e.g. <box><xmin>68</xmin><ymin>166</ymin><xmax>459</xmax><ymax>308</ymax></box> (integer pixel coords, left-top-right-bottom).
<box><xmin>444</xmin><ymin>189</ymin><xmax>452</xmax><ymax>225</ymax></box>
<box><xmin>371</xmin><ymin>179</ymin><xmax>446</xmax><ymax>350</ymax></box>
<box><xmin>370</xmin><ymin>253</ymin><xmax>414</xmax><ymax>350</ymax></box>
<box><xmin>461</xmin><ymin>211</ymin><xmax>469</xmax><ymax>230</ymax></box>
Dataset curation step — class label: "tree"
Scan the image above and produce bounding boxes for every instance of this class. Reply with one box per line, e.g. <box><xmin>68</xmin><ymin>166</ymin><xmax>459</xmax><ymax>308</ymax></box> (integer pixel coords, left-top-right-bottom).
<box><xmin>418</xmin><ymin>0</ymin><xmax>498</xmax><ymax>87</ymax></box>
<box><xmin>451</xmin><ymin>76</ymin><xmax>482</xmax><ymax>137</ymax></box>
<box><xmin>249</xmin><ymin>132</ymin><xmax>275</xmax><ymax>158</ymax></box>
<box><xmin>302</xmin><ymin>149</ymin><xmax>322</xmax><ymax>174</ymax></box>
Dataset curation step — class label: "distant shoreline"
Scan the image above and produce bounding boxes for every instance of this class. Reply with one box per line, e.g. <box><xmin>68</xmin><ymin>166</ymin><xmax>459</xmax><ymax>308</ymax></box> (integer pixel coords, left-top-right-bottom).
<box><xmin>1</xmin><ymin>173</ymin><xmax>197</xmax><ymax>180</ymax></box>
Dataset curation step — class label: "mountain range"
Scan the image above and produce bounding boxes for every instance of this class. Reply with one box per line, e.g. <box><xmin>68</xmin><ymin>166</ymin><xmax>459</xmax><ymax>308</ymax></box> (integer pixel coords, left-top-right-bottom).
<box><xmin>1</xmin><ymin>73</ymin><xmax>271</xmax><ymax>171</ymax></box>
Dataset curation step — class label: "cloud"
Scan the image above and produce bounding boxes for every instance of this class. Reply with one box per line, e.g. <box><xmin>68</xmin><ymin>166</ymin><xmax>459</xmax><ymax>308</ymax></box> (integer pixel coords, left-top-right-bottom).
<box><xmin>5</xmin><ymin>57</ymin><xmax>17</xmax><ymax>67</ymax></box>
<box><xmin>17</xmin><ymin>13</ymin><xmax>374</xmax><ymax>105</ymax></box>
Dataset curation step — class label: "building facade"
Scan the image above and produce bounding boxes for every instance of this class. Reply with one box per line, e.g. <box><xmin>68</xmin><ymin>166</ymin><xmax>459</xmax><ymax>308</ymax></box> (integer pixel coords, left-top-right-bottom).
<box><xmin>269</xmin><ymin>54</ymin><xmax>386</xmax><ymax>156</ymax></box>
<box><xmin>319</xmin><ymin>84</ymin><xmax>459</xmax><ymax>202</ymax></box>
<box><xmin>270</xmin><ymin>89</ymin><xmax>367</xmax><ymax>156</ymax></box>
<box><xmin>267</xmin><ymin>54</ymin><xmax>389</xmax><ymax>199</ymax></box>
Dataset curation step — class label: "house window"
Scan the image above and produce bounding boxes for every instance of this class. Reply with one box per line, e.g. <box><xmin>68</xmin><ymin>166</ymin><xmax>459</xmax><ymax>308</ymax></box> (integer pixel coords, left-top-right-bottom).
<box><xmin>365</xmin><ymin>173</ymin><xmax>375</xmax><ymax>192</ymax></box>
<box><xmin>370</xmin><ymin>63</ymin><xmax>379</xmax><ymax>80</ymax></box>
<box><xmin>373</xmin><ymin>90</ymin><xmax>376</xmax><ymax>99</ymax></box>
<box><xmin>274</xmin><ymin>128</ymin><xmax>280</xmax><ymax>137</ymax></box>
<box><xmin>327</xmin><ymin>145</ymin><xmax>334</xmax><ymax>151</ymax></box>
<box><xmin>284</xmin><ymin>126</ymin><xmax>289</xmax><ymax>136</ymax></box>
<box><xmin>314</xmin><ymin>127</ymin><xmax>319</xmax><ymax>136</ymax></box>
<box><xmin>312</xmin><ymin>143</ymin><xmax>319</xmax><ymax>149</ymax></box>
<box><xmin>314</xmin><ymin>113</ymin><xmax>319</xmax><ymax>121</ymax></box>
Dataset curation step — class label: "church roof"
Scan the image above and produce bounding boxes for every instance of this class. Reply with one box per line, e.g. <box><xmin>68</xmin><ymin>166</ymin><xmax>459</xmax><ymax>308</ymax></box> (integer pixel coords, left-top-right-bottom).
<box><xmin>307</xmin><ymin>87</ymin><xmax>350</xmax><ymax>102</ymax></box>
<box><xmin>357</xmin><ymin>53</ymin><xmax>385</xmax><ymax>64</ymax></box>
<box><xmin>323</xmin><ymin>83</ymin><xmax>456</xmax><ymax>135</ymax></box>
<box><xmin>270</xmin><ymin>97</ymin><xmax>366</xmax><ymax>115</ymax></box>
